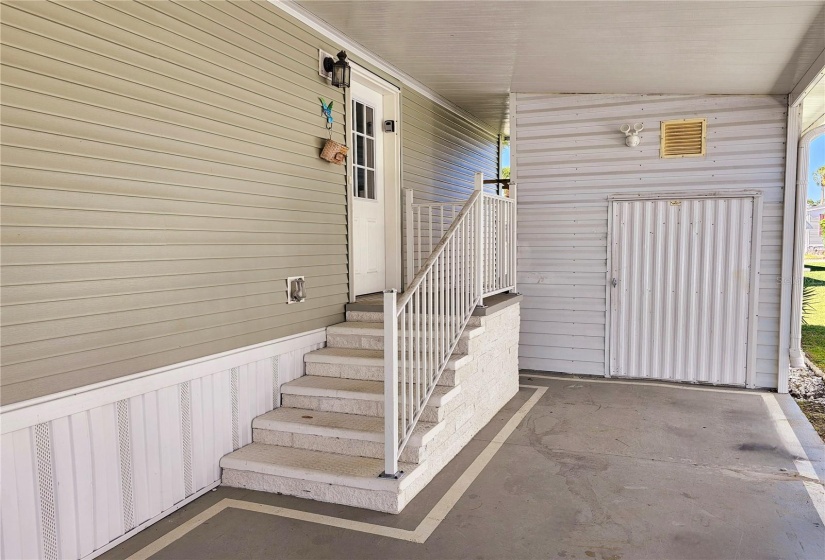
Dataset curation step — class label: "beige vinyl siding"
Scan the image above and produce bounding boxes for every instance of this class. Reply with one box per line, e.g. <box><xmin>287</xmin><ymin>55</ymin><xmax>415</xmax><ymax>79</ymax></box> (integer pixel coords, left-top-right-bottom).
<box><xmin>1</xmin><ymin>1</ymin><xmax>503</xmax><ymax>404</ymax></box>
<box><xmin>0</xmin><ymin>0</ymin><xmax>351</xmax><ymax>404</ymax></box>
<box><xmin>513</xmin><ymin>94</ymin><xmax>787</xmax><ymax>389</ymax></box>
<box><xmin>400</xmin><ymin>89</ymin><xmax>500</xmax><ymax>283</ymax></box>
<box><xmin>402</xmin><ymin>88</ymin><xmax>499</xmax><ymax>203</ymax></box>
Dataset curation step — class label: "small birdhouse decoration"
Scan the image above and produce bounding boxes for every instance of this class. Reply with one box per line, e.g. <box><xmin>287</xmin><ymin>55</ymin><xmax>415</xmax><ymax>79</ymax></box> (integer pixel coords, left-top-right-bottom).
<box><xmin>318</xmin><ymin>97</ymin><xmax>348</xmax><ymax>165</ymax></box>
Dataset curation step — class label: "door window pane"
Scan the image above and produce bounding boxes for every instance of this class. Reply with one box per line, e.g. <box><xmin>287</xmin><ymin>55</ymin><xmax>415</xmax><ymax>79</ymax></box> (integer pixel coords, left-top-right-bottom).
<box><xmin>366</xmin><ymin>106</ymin><xmax>374</xmax><ymax>137</ymax></box>
<box><xmin>356</xmin><ymin>167</ymin><xmax>366</xmax><ymax>198</ymax></box>
<box><xmin>356</xmin><ymin>134</ymin><xmax>365</xmax><ymax>167</ymax></box>
<box><xmin>352</xmin><ymin>99</ymin><xmax>377</xmax><ymax>200</ymax></box>
<box><xmin>355</xmin><ymin>102</ymin><xmax>364</xmax><ymax>134</ymax></box>
<box><xmin>366</xmin><ymin>138</ymin><xmax>375</xmax><ymax>169</ymax></box>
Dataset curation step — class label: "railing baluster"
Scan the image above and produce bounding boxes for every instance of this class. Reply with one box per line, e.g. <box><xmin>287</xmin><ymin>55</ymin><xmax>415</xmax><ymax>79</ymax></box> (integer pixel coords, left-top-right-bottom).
<box><xmin>416</xmin><ymin>288</ymin><xmax>422</xmax><ymax>415</ymax></box>
<box><xmin>404</xmin><ymin>190</ymin><xmax>413</xmax><ymax>287</ymax></box>
<box><xmin>494</xmin><ymin>200</ymin><xmax>498</xmax><ymax>290</ymax></box>
<box><xmin>434</xmin><ymin>258</ymin><xmax>440</xmax><ymax>387</ymax></box>
<box><xmin>428</xmin><ymin>264</ymin><xmax>434</xmax><ymax>387</ymax></box>
<box><xmin>439</xmin><ymin>255</ymin><xmax>444</xmax><ymax>379</ymax></box>
<box><xmin>439</xmin><ymin>206</ymin><xmax>444</xmax><ymax>252</ymax></box>
<box><xmin>423</xmin><ymin>274</ymin><xmax>429</xmax><ymax>407</ymax></box>
<box><xmin>474</xmin><ymin>174</ymin><xmax>484</xmax><ymax>304</ymax></box>
<box><xmin>461</xmin><ymin>220</ymin><xmax>466</xmax><ymax>319</ymax></box>
<box><xmin>416</xmin><ymin>207</ymin><xmax>422</xmax><ymax>273</ymax></box>
<box><xmin>407</xmin><ymin>298</ymin><xmax>413</xmax><ymax>431</ymax></box>
<box><xmin>458</xmin><ymin>220</ymin><xmax>464</xmax><ymax>320</ymax></box>
<box><xmin>382</xmin><ymin>290</ymin><xmax>398</xmax><ymax>477</ymax></box>
<box><xmin>488</xmin><ymin>201</ymin><xmax>492</xmax><ymax>292</ymax></box>
<box><xmin>487</xmin><ymin>201</ymin><xmax>491</xmax><ymax>293</ymax></box>
<box><xmin>400</xmin><ymin>305</ymin><xmax>406</xmax><ymax>436</ymax></box>
<box><xmin>451</xmin><ymin>233</ymin><xmax>457</xmax><ymax>338</ymax></box>
<box><xmin>469</xmin><ymin>210</ymin><xmax>475</xmax><ymax>301</ymax></box>
<box><xmin>423</xmin><ymin>273</ymin><xmax>428</xmax><ymax>401</ymax></box>
<box><xmin>501</xmin><ymin>200</ymin><xmax>505</xmax><ymax>288</ymax></box>
<box><xmin>428</xmin><ymin>206</ymin><xmax>433</xmax><ymax>257</ymax></box>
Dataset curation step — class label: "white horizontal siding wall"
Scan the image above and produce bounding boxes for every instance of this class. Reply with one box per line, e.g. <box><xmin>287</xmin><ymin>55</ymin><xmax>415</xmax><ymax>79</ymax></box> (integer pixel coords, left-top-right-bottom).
<box><xmin>0</xmin><ymin>330</ymin><xmax>323</xmax><ymax>560</ymax></box>
<box><xmin>512</xmin><ymin>94</ymin><xmax>787</xmax><ymax>388</ymax></box>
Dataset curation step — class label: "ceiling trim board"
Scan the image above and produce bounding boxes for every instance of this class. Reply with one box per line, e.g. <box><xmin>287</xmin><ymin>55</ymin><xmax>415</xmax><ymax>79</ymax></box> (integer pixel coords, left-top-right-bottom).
<box><xmin>267</xmin><ymin>0</ymin><xmax>500</xmax><ymax>135</ymax></box>
<box><xmin>790</xmin><ymin>47</ymin><xmax>825</xmax><ymax>107</ymax></box>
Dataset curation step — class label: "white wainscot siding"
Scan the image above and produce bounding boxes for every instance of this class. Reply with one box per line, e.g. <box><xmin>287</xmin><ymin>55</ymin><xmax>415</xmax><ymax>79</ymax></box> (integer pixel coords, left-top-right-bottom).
<box><xmin>0</xmin><ymin>330</ymin><xmax>323</xmax><ymax>560</ymax></box>
<box><xmin>512</xmin><ymin>94</ymin><xmax>787</xmax><ymax>388</ymax></box>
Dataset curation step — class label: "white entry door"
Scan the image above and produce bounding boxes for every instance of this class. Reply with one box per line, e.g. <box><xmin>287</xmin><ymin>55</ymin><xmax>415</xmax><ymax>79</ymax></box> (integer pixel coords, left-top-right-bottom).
<box><xmin>351</xmin><ymin>79</ymin><xmax>386</xmax><ymax>295</ymax></box>
<box><xmin>609</xmin><ymin>197</ymin><xmax>755</xmax><ymax>386</ymax></box>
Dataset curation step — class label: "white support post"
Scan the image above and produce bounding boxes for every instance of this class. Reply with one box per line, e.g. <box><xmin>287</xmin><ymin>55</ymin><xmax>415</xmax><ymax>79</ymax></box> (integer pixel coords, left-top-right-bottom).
<box><xmin>404</xmin><ymin>189</ymin><xmax>414</xmax><ymax>287</ymax></box>
<box><xmin>790</xmin><ymin>136</ymin><xmax>807</xmax><ymax>370</ymax></box>
<box><xmin>510</xmin><ymin>92</ymin><xmax>519</xmax><ymax>296</ymax></box>
<box><xmin>511</xmin><ymin>180</ymin><xmax>518</xmax><ymax>294</ymax></box>
<box><xmin>381</xmin><ymin>290</ymin><xmax>399</xmax><ymax>477</ymax></box>
<box><xmin>778</xmin><ymin>105</ymin><xmax>802</xmax><ymax>393</ymax></box>
<box><xmin>474</xmin><ymin>172</ymin><xmax>484</xmax><ymax>304</ymax></box>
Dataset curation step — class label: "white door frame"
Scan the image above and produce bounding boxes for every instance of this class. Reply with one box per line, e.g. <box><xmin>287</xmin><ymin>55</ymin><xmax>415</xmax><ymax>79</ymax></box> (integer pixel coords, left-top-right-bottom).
<box><xmin>346</xmin><ymin>65</ymin><xmax>401</xmax><ymax>302</ymax></box>
<box><xmin>604</xmin><ymin>190</ymin><xmax>763</xmax><ymax>388</ymax></box>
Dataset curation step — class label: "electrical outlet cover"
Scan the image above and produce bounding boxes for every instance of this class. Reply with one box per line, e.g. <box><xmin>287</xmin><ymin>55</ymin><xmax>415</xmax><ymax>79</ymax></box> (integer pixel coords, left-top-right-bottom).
<box><xmin>286</xmin><ymin>276</ymin><xmax>306</xmax><ymax>304</ymax></box>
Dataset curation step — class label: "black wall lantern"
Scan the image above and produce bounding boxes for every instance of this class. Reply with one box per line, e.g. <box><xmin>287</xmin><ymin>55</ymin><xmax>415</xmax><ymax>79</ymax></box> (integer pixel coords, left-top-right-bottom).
<box><xmin>323</xmin><ymin>51</ymin><xmax>351</xmax><ymax>89</ymax></box>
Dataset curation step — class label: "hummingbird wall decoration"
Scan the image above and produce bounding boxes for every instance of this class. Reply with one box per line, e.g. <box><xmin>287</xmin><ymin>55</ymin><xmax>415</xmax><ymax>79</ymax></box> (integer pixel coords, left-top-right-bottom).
<box><xmin>319</xmin><ymin>97</ymin><xmax>334</xmax><ymax>137</ymax></box>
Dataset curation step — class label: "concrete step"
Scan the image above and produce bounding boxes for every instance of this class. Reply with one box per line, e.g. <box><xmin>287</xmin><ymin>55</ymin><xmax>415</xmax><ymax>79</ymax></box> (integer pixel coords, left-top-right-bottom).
<box><xmin>346</xmin><ymin>309</ymin><xmax>483</xmax><ymax>327</ymax></box>
<box><xmin>252</xmin><ymin>407</ymin><xmax>443</xmax><ymax>464</ymax></box>
<box><xmin>220</xmin><ymin>443</ymin><xmax>423</xmax><ymax>513</ymax></box>
<box><xmin>280</xmin><ymin>375</ymin><xmax>462</xmax><ymax>422</ymax></box>
<box><xmin>326</xmin><ymin>321</ymin><xmax>485</xmax><ymax>353</ymax></box>
<box><xmin>304</xmin><ymin>347</ymin><xmax>473</xmax><ymax>386</ymax></box>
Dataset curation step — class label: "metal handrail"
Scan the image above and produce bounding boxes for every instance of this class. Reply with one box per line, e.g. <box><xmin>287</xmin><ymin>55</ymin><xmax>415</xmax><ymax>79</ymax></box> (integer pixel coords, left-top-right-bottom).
<box><xmin>382</xmin><ymin>172</ymin><xmax>517</xmax><ymax>477</ymax></box>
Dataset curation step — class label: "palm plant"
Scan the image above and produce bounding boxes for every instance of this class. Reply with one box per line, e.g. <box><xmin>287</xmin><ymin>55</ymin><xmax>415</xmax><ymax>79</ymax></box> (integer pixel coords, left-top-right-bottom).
<box><xmin>803</xmin><ymin>283</ymin><xmax>818</xmax><ymax>325</ymax></box>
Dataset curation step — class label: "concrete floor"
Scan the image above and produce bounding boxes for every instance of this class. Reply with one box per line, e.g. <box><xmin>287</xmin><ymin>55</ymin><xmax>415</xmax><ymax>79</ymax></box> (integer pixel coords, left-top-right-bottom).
<box><xmin>105</xmin><ymin>374</ymin><xmax>825</xmax><ymax>560</ymax></box>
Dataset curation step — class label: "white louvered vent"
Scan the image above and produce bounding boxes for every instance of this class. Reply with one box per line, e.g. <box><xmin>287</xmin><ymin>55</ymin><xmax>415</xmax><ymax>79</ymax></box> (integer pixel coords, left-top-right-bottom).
<box><xmin>116</xmin><ymin>399</ymin><xmax>136</xmax><ymax>531</ymax></box>
<box><xmin>34</xmin><ymin>423</ymin><xmax>58</xmax><ymax>560</ymax></box>
<box><xmin>660</xmin><ymin>118</ymin><xmax>706</xmax><ymax>158</ymax></box>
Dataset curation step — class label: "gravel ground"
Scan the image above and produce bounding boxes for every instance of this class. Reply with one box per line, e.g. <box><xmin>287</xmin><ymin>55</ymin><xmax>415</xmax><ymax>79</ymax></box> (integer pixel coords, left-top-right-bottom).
<box><xmin>790</xmin><ymin>366</ymin><xmax>825</xmax><ymax>400</ymax></box>
<box><xmin>790</xmin><ymin>365</ymin><xmax>825</xmax><ymax>441</ymax></box>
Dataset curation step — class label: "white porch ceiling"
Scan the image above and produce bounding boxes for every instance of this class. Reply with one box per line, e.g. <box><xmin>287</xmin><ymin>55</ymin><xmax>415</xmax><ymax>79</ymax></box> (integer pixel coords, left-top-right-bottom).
<box><xmin>802</xmin><ymin>74</ymin><xmax>825</xmax><ymax>133</ymax></box>
<box><xmin>296</xmin><ymin>0</ymin><xmax>825</xmax><ymax>133</ymax></box>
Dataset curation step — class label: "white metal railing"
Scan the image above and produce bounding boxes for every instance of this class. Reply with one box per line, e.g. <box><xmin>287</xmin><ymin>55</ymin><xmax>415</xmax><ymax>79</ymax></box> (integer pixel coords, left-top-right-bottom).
<box><xmin>404</xmin><ymin>191</ymin><xmax>462</xmax><ymax>285</ymax></box>
<box><xmin>481</xmin><ymin>192</ymin><xmax>516</xmax><ymax>297</ymax></box>
<box><xmin>382</xmin><ymin>173</ymin><xmax>516</xmax><ymax>477</ymax></box>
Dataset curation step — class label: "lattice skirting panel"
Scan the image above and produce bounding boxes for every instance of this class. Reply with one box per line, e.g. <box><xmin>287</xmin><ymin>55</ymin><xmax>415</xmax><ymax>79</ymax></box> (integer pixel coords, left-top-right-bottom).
<box><xmin>0</xmin><ymin>329</ymin><xmax>325</xmax><ymax>560</ymax></box>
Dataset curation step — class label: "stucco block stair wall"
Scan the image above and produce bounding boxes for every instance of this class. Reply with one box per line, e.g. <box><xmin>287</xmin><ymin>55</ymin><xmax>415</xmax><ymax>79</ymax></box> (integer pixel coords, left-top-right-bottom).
<box><xmin>220</xmin><ymin>297</ymin><xmax>521</xmax><ymax>513</ymax></box>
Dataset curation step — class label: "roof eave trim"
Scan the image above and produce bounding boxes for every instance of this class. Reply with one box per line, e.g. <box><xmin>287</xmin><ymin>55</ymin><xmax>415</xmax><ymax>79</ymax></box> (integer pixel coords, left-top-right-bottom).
<box><xmin>267</xmin><ymin>0</ymin><xmax>499</xmax><ymax>136</ymax></box>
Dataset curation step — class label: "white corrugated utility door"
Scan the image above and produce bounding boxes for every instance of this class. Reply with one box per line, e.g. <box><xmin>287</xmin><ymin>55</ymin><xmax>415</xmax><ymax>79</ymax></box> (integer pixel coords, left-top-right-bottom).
<box><xmin>609</xmin><ymin>198</ymin><xmax>754</xmax><ymax>385</ymax></box>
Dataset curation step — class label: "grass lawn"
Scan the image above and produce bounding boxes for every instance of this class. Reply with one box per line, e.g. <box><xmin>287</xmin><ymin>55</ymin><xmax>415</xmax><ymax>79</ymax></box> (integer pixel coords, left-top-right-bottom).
<box><xmin>801</xmin><ymin>261</ymin><xmax>825</xmax><ymax>440</ymax></box>
<box><xmin>802</xmin><ymin>260</ymin><xmax>825</xmax><ymax>369</ymax></box>
<box><xmin>801</xmin><ymin>263</ymin><xmax>825</xmax><ymax>369</ymax></box>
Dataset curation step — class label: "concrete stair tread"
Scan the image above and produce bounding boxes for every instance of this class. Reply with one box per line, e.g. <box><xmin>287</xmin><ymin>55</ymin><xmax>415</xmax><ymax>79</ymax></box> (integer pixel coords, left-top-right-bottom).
<box><xmin>327</xmin><ymin>321</ymin><xmax>484</xmax><ymax>339</ymax></box>
<box><xmin>280</xmin><ymin>375</ymin><xmax>461</xmax><ymax>406</ymax></box>
<box><xmin>220</xmin><ymin>443</ymin><xmax>419</xmax><ymax>491</ymax></box>
<box><xmin>254</xmin><ymin>407</ymin><xmax>442</xmax><ymax>447</ymax></box>
<box><xmin>304</xmin><ymin>346</ymin><xmax>471</xmax><ymax>369</ymax></box>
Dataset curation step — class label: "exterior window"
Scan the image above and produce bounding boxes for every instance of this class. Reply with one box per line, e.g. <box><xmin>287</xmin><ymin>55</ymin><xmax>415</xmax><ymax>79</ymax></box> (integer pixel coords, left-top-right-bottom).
<box><xmin>352</xmin><ymin>100</ymin><xmax>376</xmax><ymax>200</ymax></box>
